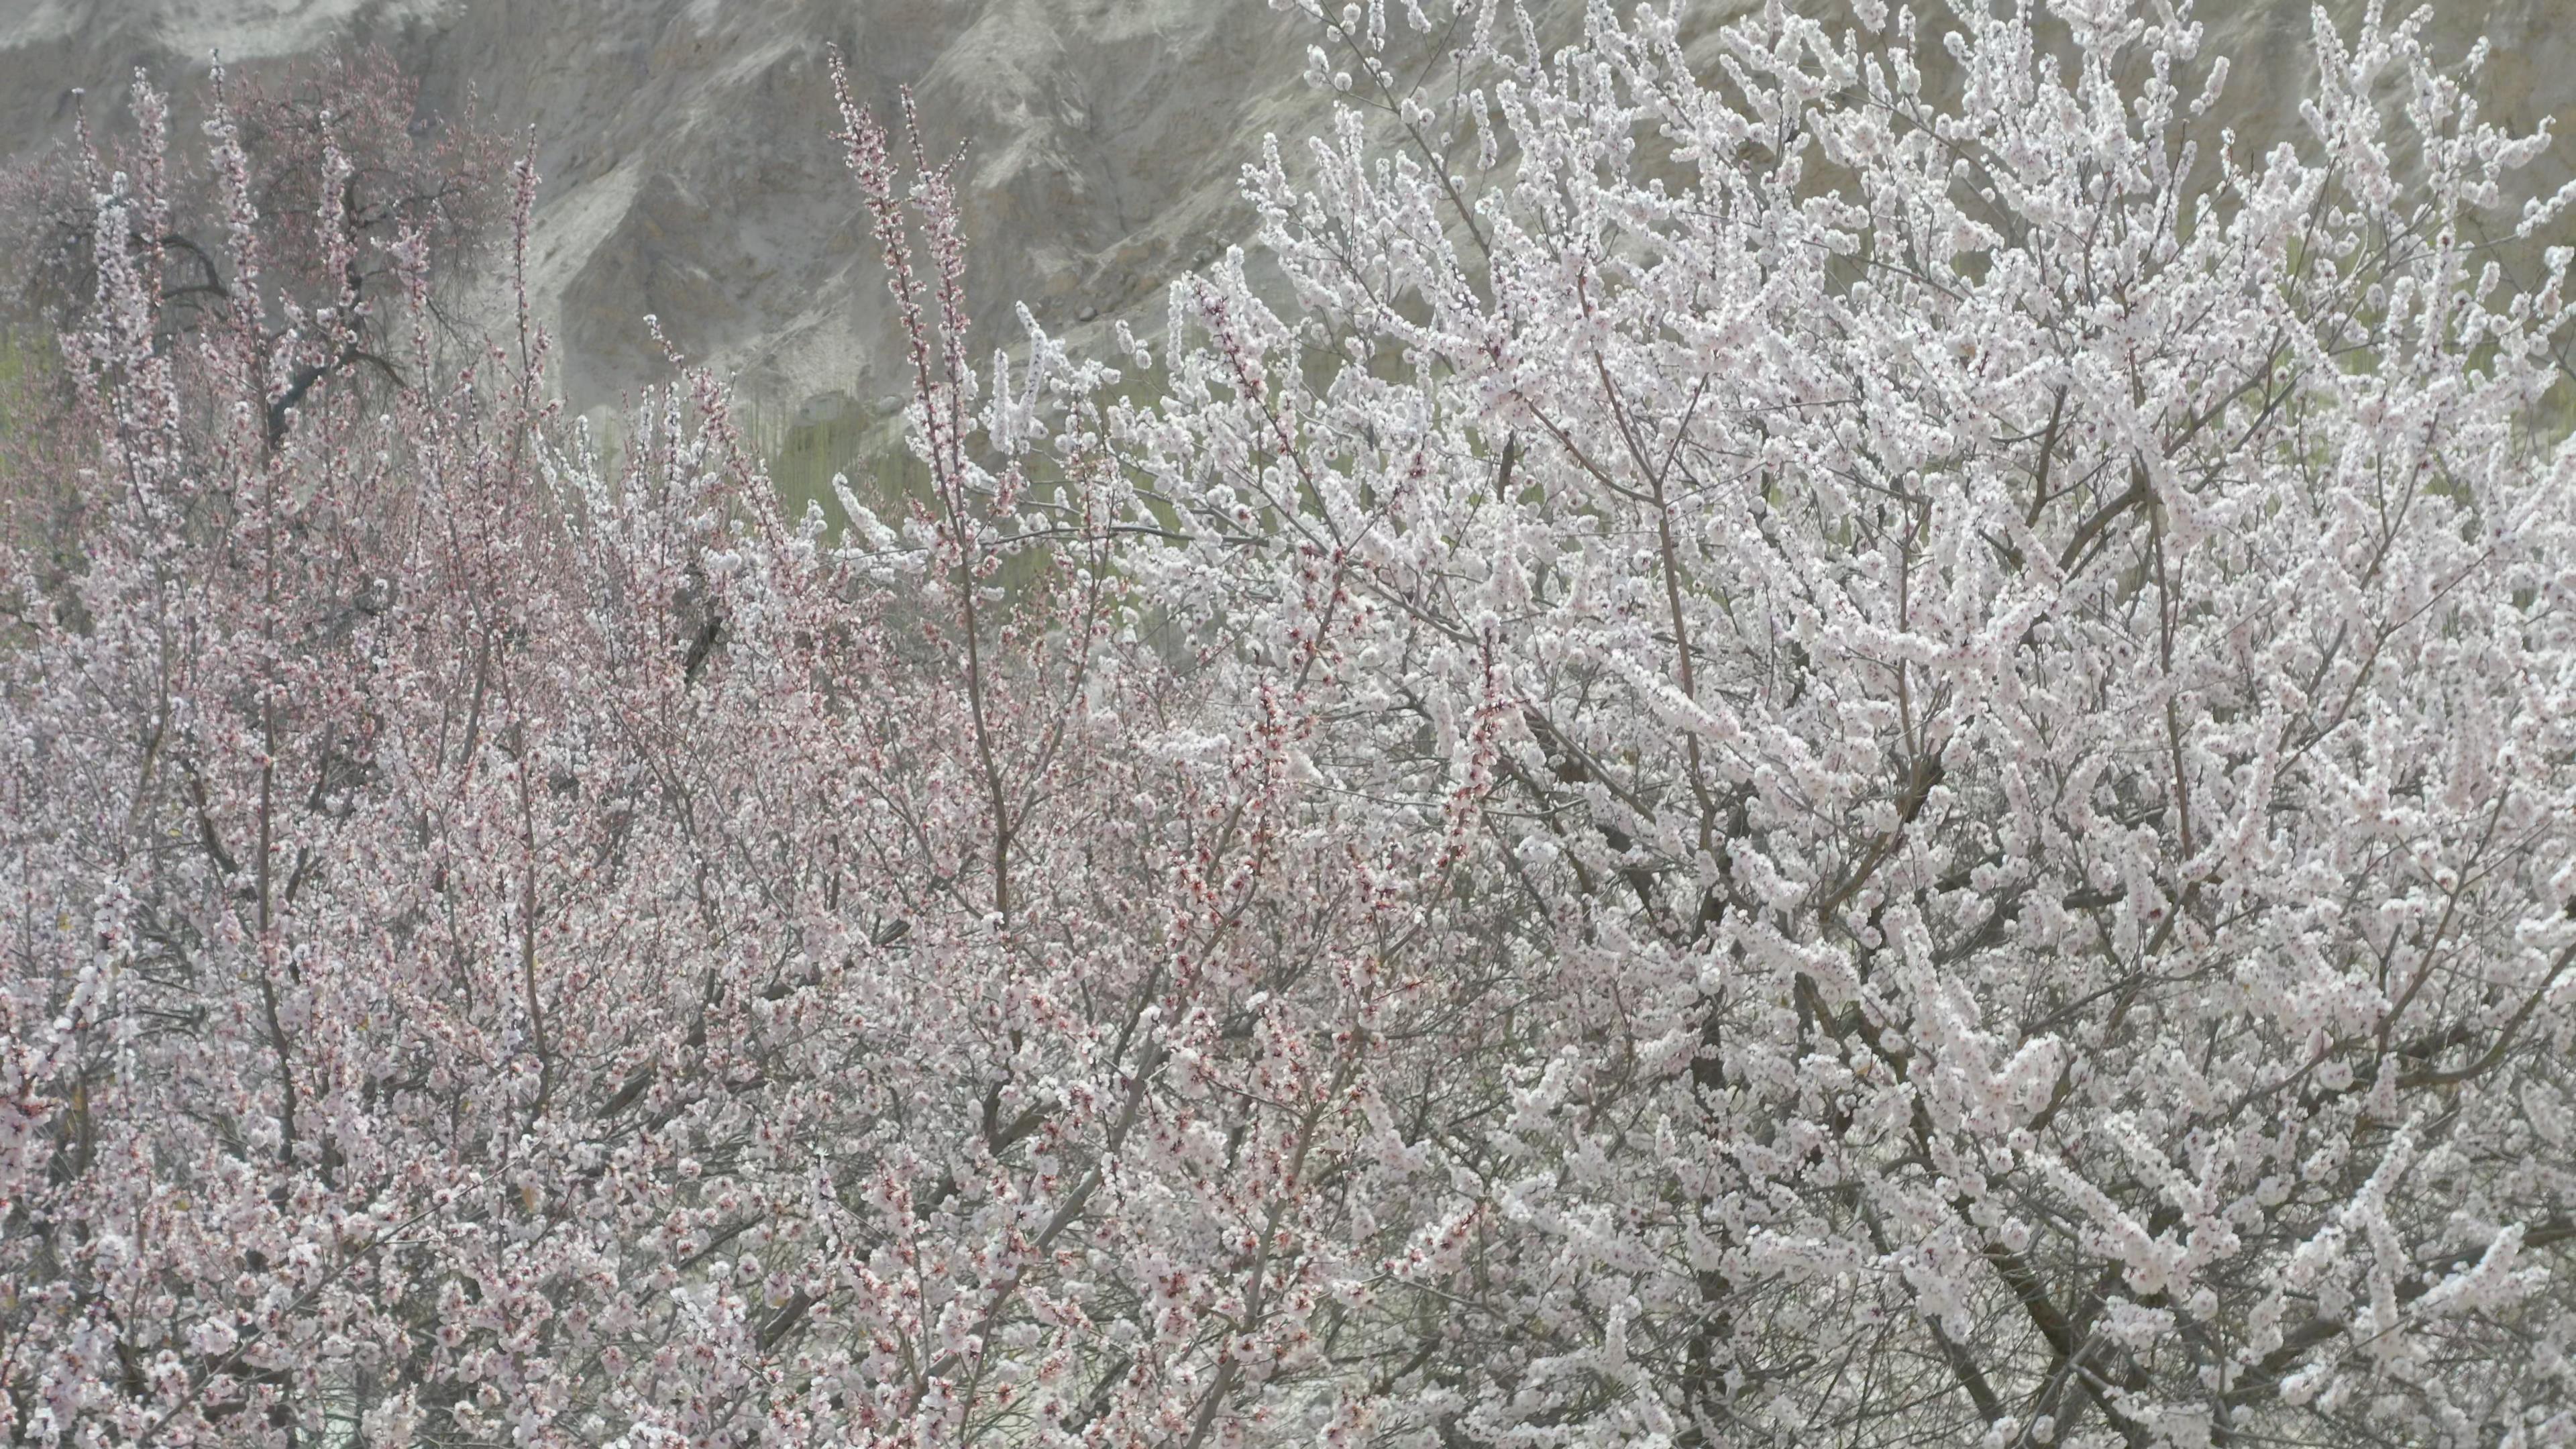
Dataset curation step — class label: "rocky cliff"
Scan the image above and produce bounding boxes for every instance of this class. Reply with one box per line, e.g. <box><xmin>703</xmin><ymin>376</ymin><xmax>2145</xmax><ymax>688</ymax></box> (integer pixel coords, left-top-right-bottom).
<box><xmin>6</xmin><ymin>0</ymin><xmax>2572</xmax><ymax>444</ymax></box>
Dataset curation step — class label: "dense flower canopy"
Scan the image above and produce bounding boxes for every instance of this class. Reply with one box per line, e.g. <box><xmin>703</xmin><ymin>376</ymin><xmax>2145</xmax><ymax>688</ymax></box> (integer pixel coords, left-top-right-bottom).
<box><xmin>5</xmin><ymin>3</ymin><xmax>2575</xmax><ymax>1448</ymax></box>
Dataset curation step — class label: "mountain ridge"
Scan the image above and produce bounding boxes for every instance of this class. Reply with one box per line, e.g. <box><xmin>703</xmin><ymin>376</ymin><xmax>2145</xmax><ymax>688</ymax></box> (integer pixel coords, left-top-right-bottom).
<box><xmin>7</xmin><ymin>0</ymin><xmax>2572</xmax><ymax>440</ymax></box>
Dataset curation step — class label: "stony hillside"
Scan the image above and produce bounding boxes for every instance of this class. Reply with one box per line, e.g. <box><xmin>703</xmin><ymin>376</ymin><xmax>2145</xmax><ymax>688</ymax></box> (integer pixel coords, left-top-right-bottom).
<box><xmin>5</xmin><ymin>0</ymin><xmax>2572</xmax><ymax>448</ymax></box>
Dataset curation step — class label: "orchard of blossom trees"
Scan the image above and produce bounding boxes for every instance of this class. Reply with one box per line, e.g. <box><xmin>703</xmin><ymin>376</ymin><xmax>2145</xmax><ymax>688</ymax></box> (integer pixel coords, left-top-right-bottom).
<box><xmin>5</xmin><ymin>1</ymin><xmax>2575</xmax><ymax>1446</ymax></box>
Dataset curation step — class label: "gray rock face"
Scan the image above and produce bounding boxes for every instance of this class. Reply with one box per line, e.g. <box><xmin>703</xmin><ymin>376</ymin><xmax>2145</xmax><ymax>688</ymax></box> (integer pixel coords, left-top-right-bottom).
<box><xmin>0</xmin><ymin>0</ymin><xmax>1320</xmax><ymax>425</ymax></box>
<box><xmin>5</xmin><ymin>1</ymin><xmax>2571</xmax><ymax>429</ymax></box>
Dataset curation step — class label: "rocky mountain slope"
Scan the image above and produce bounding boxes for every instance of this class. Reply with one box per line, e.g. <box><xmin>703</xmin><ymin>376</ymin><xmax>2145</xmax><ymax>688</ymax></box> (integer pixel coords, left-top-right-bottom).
<box><xmin>6</xmin><ymin>0</ymin><xmax>2572</xmax><ymax>445</ymax></box>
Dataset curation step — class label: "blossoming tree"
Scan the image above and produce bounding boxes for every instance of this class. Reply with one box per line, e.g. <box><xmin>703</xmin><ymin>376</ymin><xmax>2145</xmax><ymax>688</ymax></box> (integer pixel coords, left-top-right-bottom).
<box><xmin>5</xmin><ymin>3</ymin><xmax>2575</xmax><ymax>1448</ymax></box>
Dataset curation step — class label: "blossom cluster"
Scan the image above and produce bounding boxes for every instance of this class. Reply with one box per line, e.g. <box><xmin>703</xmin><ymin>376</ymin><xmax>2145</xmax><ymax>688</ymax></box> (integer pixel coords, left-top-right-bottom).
<box><xmin>4</xmin><ymin>3</ymin><xmax>2573</xmax><ymax>1448</ymax></box>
